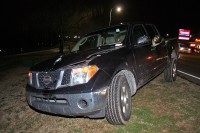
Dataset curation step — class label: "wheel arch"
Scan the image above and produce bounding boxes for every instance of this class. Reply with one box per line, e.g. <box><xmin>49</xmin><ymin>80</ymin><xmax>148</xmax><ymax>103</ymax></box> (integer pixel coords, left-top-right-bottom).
<box><xmin>166</xmin><ymin>39</ymin><xmax>179</xmax><ymax>61</ymax></box>
<box><xmin>111</xmin><ymin>66</ymin><xmax>137</xmax><ymax>96</ymax></box>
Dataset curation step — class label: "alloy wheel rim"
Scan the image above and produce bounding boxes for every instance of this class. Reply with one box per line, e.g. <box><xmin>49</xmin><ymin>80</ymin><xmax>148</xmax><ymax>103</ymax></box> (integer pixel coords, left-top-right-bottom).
<box><xmin>121</xmin><ymin>86</ymin><xmax>129</xmax><ymax>114</ymax></box>
<box><xmin>172</xmin><ymin>63</ymin><xmax>176</xmax><ymax>78</ymax></box>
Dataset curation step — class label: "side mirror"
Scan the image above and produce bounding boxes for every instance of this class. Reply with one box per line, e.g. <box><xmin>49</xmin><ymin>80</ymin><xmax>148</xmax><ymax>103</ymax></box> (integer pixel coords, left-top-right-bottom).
<box><xmin>152</xmin><ymin>35</ymin><xmax>163</xmax><ymax>47</ymax></box>
<box><xmin>137</xmin><ymin>35</ymin><xmax>149</xmax><ymax>45</ymax></box>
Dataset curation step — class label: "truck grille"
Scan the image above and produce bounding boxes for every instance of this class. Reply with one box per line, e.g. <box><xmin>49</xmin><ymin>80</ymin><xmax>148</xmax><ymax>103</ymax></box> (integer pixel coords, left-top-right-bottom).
<box><xmin>33</xmin><ymin>96</ymin><xmax>69</xmax><ymax>104</ymax></box>
<box><xmin>61</xmin><ymin>69</ymin><xmax>71</xmax><ymax>85</ymax></box>
<box><xmin>31</xmin><ymin>69</ymin><xmax>71</xmax><ymax>89</ymax></box>
<box><xmin>38</xmin><ymin>72</ymin><xmax>59</xmax><ymax>89</ymax></box>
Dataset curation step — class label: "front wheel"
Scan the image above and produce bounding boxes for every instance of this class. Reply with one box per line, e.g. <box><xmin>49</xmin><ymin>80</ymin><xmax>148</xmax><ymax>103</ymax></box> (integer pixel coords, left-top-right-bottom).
<box><xmin>106</xmin><ymin>72</ymin><xmax>132</xmax><ymax>125</ymax></box>
<box><xmin>164</xmin><ymin>58</ymin><xmax>177</xmax><ymax>82</ymax></box>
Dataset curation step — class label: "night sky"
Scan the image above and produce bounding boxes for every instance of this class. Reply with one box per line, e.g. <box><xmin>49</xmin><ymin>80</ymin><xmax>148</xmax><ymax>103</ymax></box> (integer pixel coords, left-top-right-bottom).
<box><xmin>1</xmin><ymin>0</ymin><xmax>199</xmax><ymax>50</ymax></box>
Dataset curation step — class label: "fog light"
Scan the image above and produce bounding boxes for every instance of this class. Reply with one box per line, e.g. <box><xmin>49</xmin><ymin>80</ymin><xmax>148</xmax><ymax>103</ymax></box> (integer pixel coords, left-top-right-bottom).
<box><xmin>78</xmin><ymin>99</ymin><xmax>88</xmax><ymax>109</ymax></box>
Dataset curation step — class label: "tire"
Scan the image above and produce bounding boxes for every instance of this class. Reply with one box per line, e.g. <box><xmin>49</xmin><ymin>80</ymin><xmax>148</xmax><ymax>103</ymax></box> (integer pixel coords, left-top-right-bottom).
<box><xmin>106</xmin><ymin>72</ymin><xmax>132</xmax><ymax>125</ymax></box>
<box><xmin>164</xmin><ymin>58</ymin><xmax>177</xmax><ymax>82</ymax></box>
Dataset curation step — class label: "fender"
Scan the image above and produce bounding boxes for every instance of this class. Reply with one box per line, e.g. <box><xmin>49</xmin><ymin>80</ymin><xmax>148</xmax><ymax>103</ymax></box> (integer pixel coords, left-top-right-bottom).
<box><xmin>109</xmin><ymin>62</ymin><xmax>137</xmax><ymax>96</ymax></box>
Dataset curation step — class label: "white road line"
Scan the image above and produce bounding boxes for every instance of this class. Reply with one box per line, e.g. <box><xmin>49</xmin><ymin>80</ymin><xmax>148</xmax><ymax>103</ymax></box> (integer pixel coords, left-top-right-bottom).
<box><xmin>177</xmin><ymin>70</ymin><xmax>200</xmax><ymax>80</ymax></box>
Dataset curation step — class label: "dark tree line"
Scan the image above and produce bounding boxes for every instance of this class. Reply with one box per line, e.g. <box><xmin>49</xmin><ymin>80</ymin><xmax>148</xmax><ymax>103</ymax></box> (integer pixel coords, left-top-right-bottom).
<box><xmin>2</xmin><ymin>0</ymin><xmax>135</xmax><ymax>53</ymax></box>
<box><xmin>2</xmin><ymin>0</ymin><xmax>115</xmax><ymax>53</ymax></box>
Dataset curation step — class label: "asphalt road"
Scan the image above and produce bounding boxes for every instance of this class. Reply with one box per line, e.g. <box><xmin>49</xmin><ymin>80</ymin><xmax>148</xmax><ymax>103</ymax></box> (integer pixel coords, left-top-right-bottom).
<box><xmin>177</xmin><ymin>53</ymin><xmax>200</xmax><ymax>85</ymax></box>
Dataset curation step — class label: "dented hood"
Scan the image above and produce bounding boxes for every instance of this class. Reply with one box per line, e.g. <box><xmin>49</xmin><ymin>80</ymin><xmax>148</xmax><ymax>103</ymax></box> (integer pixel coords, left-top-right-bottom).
<box><xmin>30</xmin><ymin>47</ymin><xmax>118</xmax><ymax>72</ymax></box>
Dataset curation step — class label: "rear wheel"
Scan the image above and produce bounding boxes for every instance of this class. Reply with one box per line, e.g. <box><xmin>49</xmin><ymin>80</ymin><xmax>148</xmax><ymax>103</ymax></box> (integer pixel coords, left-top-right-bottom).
<box><xmin>164</xmin><ymin>58</ymin><xmax>177</xmax><ymax>81</ymax></box>
<box><xmin>106</xmin><ymin>72</ymin><xmax>132</xmax><ymax>125</ymax></box>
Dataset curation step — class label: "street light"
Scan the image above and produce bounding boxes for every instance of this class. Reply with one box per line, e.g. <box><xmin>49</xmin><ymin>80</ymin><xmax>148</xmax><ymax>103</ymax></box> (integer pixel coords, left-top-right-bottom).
<box><xmin>109</xmin><ymin>6</ymin><xmax>122</xmax><ymax>27</ymax></box>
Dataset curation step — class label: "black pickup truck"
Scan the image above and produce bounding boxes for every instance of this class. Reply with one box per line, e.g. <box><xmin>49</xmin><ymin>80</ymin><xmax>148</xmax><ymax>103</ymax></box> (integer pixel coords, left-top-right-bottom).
<box><xmin>26</xmin><ymin>23</ymin><xmax>179</xmax><ymax>125</ymax></box>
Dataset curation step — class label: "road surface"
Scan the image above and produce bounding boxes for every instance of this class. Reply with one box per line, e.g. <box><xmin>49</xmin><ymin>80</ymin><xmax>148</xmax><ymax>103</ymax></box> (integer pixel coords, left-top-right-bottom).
<box><xmin>177</xmin><ymin>53</ymin><xmax>200</xmax><ymax>85</ymax></box>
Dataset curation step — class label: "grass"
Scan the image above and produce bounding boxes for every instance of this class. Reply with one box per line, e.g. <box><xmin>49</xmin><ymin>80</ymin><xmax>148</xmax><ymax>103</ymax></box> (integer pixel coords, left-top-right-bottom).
<box><xmin>0</xmin><ymin>50</ymin><xmax>200</xmax><ymax>133</ymax></box>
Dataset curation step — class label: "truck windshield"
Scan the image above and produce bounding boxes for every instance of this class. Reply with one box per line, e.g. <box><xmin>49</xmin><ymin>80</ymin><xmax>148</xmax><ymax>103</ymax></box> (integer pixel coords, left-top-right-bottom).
<box><xmin>71</xmin><ymin>25</ymin><xmax>128</xmax><ymax>52</ymax></box>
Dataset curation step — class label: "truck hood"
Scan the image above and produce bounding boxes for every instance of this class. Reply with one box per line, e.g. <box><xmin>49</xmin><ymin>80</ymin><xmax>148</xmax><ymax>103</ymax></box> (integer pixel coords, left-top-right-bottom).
<box><xmin>30</xmin><ymin>47</ymin><xmax>121</xmax><ymax>71</ymax></box>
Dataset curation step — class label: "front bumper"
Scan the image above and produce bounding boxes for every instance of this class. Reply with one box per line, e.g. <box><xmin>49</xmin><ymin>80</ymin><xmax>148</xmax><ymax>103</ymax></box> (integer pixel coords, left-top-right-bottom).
<box><xmin>178</xmin><ymin>47</ymin><xmax>191</xmax><ymax>53</ymax></box>
<box><xmin>26</xmin><ymin>70</ymin><xmax>110</xmax><ymax>118</ymax></box>
<box><xmin>26</xmin><ymin>86</ymin><xmax>108</xmax><ymax>118</ymax></box>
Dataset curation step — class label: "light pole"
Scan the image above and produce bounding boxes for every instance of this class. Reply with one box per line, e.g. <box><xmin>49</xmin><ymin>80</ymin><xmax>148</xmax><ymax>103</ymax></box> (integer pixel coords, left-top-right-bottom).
<box><xmin>109</xmin><ymin>6</ymin><xmax>121</xmax><ymax>27</ymax></box>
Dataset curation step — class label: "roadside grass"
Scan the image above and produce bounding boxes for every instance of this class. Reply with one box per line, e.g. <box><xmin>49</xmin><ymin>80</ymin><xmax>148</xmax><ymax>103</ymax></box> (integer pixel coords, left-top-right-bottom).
<box><xmin>0</xmin><ymin>51</ymin><xmax>199</xmax><ymax>133</ymax></box>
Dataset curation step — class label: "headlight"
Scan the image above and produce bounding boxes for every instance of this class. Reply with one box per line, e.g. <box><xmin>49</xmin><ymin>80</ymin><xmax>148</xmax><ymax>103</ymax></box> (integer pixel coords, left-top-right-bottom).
<box><xmin>179</xmin><ymin>47</ymin><xmax>184</xmax><ymax>50</ymax></box>
<box><xmin>70</xmin><ymin>65</ymin><xmax>99</xmax><ymax>86</ymax></box>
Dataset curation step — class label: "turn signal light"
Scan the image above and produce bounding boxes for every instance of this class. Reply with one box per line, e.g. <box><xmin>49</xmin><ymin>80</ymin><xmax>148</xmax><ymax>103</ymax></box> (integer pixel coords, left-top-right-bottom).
<box><xmin>28</xmin><ymin>72</ymin><xmax>31</xmax><ymax>78</ymax></box>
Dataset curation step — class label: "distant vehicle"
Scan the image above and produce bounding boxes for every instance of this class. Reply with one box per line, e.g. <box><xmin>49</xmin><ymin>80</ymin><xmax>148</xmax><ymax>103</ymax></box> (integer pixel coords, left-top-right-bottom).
<box><xmin>189</xmin><ymin>33</ymin><xmax>200</xmax><ymax>53</ymax></box>
<box><xmin>26</xmin><ymin>23</ymin><xmax>179</xmax><ymax>125</ymax></box>
<box><xmin>178</xmin><ymin>43</ymin><xmax>192</xmax><ymax>54</ymax></box>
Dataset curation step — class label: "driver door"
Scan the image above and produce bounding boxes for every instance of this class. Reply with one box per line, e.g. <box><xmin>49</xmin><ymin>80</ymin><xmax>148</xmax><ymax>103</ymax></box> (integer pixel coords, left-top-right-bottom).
<box><xmin>131</xmin><ymin>24</ymin><xmax>157</xmax><ymax>83</ymax></box>
<box><xmin>145</xmin><ymin>24</ymin><xmax>168</xmax><ymax>71</ymax></box>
